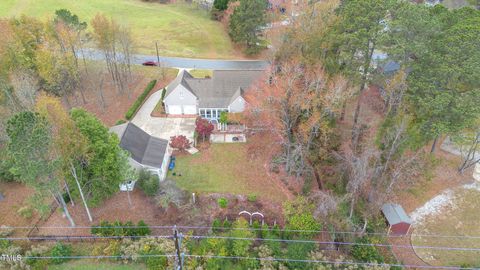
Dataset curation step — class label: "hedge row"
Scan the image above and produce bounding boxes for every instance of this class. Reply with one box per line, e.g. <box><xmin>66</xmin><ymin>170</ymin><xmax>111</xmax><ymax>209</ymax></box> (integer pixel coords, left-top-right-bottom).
<box><xmin>161</xmin><ymin>87</ymin><xmax>166</xmax><ymax>101</ymax></box>
<box><xmin>91</xmin><ymin>220</ymin><xmax>151</xmax><ymax>237</ymax></box>
<box><xmin>125</xmin><ymin>80</ymin><xmax>157</xmax><ymax>120</ymax></box>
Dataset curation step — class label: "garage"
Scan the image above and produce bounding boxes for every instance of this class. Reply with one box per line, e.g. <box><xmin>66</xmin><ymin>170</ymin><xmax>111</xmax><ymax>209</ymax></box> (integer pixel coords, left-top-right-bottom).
<box><xmin>168</xmin><ymin>105</ymin><xmax>196</xmax><ymax>115</ymax></box>
<box><xmin>183</xmin><ymin>105</ymin><xmax>197</xmax><ymax>115</ymax></box>
<box><xmin>167</xmin><ymin>105</ymin><xmax>182</xmax><ymax>115</ymax></box>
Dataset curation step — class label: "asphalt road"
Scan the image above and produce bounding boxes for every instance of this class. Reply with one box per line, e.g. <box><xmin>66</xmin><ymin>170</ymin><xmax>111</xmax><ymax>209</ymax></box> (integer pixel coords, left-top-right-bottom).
<box><xmin>80</xmin><ymin>48</ymin><xmax>270</xmax><ymax>70</ymax></box>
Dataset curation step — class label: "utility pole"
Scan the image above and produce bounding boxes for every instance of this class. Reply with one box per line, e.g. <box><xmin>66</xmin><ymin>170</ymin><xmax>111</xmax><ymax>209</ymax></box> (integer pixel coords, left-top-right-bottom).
<box><xmin>155</xmin><ymin>41</ymin><xmax>161</xmax><ymax>65</ymax></box>
<box><xmin>173</xmin><ymin>225</ymin><xmax>184</xmax><ymax>270</ymax></box>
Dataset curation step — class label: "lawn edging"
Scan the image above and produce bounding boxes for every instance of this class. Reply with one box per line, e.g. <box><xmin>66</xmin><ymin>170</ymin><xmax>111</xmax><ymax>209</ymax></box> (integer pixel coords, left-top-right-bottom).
<box><xmin>125</xmin><ymin>80</ymin><xmax>157</xmax><ymax>120</ymax></box>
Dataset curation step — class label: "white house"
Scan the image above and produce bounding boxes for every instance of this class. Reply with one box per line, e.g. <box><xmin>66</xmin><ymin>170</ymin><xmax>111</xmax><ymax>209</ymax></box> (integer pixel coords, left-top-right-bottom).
<box><xmin>110</xmin><ymin>122</ymin><xmax>171</xmax><ymax>181</ymax></box>
<box><xmin>163</xmin><ymin>70</ymin><xmax>263</xmax><ymax>121</ymax></box>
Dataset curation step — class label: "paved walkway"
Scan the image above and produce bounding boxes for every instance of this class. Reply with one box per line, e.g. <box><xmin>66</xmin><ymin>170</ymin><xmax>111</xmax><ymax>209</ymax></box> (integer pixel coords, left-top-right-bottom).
<box><xmin>79</xmin><ymin>48</ymin><xmax>270</xmax><ymax>70</ymax></box>
<box><xmin>131</xmin><ymin>76</ymin><xmax>196</xmax><ymax>142</ymax></box>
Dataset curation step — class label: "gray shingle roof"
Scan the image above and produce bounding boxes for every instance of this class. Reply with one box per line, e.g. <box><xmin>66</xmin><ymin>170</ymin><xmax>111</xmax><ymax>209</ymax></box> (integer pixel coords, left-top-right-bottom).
<box><xmin>166</xmin><ymin>70</ymin><xmax>263</xmax><ymax>108</ymax></box>
<box><xmin>165</xmin><ymin>70</ymin><xmax>196</xmax><ymax>98</ymax></box>
<box><xmin>381</xmin><ymin>203</ymin><xmax>412</xmax><ymax>225</ymax></box>
<box><xmin>112</xmin><ymin>123</ymin><xmax>168</xmax><ymax>169</ymax></box>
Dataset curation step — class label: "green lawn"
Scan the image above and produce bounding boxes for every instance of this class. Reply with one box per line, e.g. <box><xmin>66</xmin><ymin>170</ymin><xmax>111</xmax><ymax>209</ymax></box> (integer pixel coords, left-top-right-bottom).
<box><xmin>0</xmin><ymin>0</ymin><xmax>238</xmax><ymax>59</ymax></box>
<box><xmin>188</xmin><ymin>69</ymin><xmax>213</xmax><ymax>78</ymax></box>
<box><xmin>411</xmin><ymin>187</ymin><xmax>480</xmax><ymax>267</ymax></box>
<box><xmin>48</xmin><ymin>261</ymin><xmax>146</xmax><ymax>270</ymax></box>
<box><xmin>168</xmin><ymin>144</ymin><xmax>287</xmax><ymax>203</ymax></box>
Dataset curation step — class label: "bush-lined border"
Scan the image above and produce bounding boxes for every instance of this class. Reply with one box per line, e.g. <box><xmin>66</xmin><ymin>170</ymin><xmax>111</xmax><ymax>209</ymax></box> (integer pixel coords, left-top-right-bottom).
<box><xmin>125</xmin><ymin>80</ymin><xmax>157</xmax><ymax>120</ymax></box>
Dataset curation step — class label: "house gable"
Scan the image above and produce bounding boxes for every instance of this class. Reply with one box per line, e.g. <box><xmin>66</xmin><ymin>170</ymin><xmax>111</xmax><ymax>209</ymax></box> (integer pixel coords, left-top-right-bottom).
<box><xmin>228</xmin><ymin>95</ymin><xmax>246</xmax><ymax>112</ymax></box>
<box><xmin>164</xmin><ymin>84</ymin><xmax>197</xmax><ymax>106</ymax></box>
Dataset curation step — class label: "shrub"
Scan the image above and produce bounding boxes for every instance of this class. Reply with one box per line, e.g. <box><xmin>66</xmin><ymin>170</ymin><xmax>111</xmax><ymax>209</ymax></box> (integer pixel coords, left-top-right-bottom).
<box><xmin>138</xmin><ymin>169</ymin><xmax>160</xmax><ymax>197</ymax></box>
<box><xmin>17</xmin><ymin>206</ymin><xmax>33</xmax><ymax>219</ymax></box>
<box><xmin>137</xmin><ymin>220</ymin><xmax>151</xmax><ymax>236</ymax></box>
<box><xmin>125</xmin><ymin>80</ymin><xmax>157</xmax><ymax>120</ymax></box>
<box><xmin>169</xmin><ymin>135</ymin><xmax>191</xmax><ymax>151</ymax></box>
<box><xmin>123</xmin><ymin>221</ymin><xmax>135</xmax><ymax>237</ymax></box>
<box><xmin>50</xmin><ymin>242</ymin><xmax>72</xmax><ymax>264</ymax></box>
<box><xmin>103</xmin><ymin>240</ymin><xmax>122</xmax><ymax>257</ymax></box>
<box><xmin>161</xmin><ymin>88</ymin><xmax>166</xmax><ymax>101</ymax></box>
<box><xmin>217</xmin><ymin>197</ymin><xmax>228</xmax><ymax>208</ymax></box>
<box><xmin>247</xmin><ymin>194</ymin><xmax>257</xmax><ymax>202</ymax></box>
<box><xmin>92</xmin><ymin>220</ymin><xmax>150</xmax><ymax>237</ymax></box>
<box><xmin>351</xmin><ymin>237</ymin><xmax>384</xmax><ymax>263</ymax></box>
<box><xmin>0</xmin><ymin>155</ymin><xmax>15</xmax><ymax>182</ymax></box>
<box><xmin>222</xmin><ymin>219</ymin><xmax>232</xmax><ymax>229</ymax></box>
<box><xmin>195</xmin><ymin>117</ymin><xmax>214</xmax><ymax>141</ymax></box>
<box><xmin>26</xmin><ymin>244</ymin><xmax>51</xmax><ymax>269</ymax></box>
<box><xmin>285</xmin><ymin>213</ymin><xmax>321</xmax><ymax>239</ymax></box>
<box><xmin>112</xmin><ymin>220</ymin><xmax>125</xmax><ymax>237</ymax></box>
<box><xmin>219</xmin><ymin>111</ymin><xmax>228</xmax><ymax>124</ymax></box>
<box><xmin>119</xmin><ymin>238</ymin><xmax>174</xmax><ymax>267</ymax></box>
<box><xmin>115</xmin><ymin>119</ymin><xmax>126</xmax><ymax>125</ymax></box>
<box><xmin>214</xmin><ymin>0</ymin><xmax>230</xmax><ymax>10</ymax></box>
<box><xmin>212</xmin><ymin>218</ymin><xmax>222</xmax><ymax>233</ymax></box>
<box><xmin>285</xmin><ymin>242</ymin><xmax>316</xmax><ymax>270</ymax></box>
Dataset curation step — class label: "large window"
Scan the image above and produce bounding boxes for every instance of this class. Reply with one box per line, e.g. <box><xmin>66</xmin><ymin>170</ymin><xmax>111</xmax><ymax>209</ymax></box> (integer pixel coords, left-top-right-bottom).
<box><xmin>199</xmin><ymin>108</ymin><xmax>228</xmax><ymax>119</ymax></box>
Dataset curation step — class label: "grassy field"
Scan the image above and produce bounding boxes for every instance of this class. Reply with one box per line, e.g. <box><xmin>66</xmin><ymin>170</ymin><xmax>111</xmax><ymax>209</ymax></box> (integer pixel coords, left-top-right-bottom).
<box><xmin>0</xmin><ymin>0</ymin><xmax>238</xmax><ymax>59</ymax></box>
<box><xmin>168</xmin><ymin>144</ymin><xmax>287</xmax><ymax>203</ymax></box>
<box><xmin>411</xmin><ymin>186</ymin><xmax>480</xmax><ymax>267</ymax></box>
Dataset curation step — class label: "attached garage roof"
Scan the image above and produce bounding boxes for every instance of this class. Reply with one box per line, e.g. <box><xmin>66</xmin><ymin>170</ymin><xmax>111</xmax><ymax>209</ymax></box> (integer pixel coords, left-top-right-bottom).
<box><xmin>381</xmin><ymin>203</ymin><xmax>412</xmax><ymax>225</ymax></box>
<box><xmin>110</xmin><ymin>123</ymin><xmax>168</xmax><ymax>169</ymax></box>
<box><xmin>165</xmin><ymin>69</ymin><xmax>263</xmax><ymax>108</ymax></box>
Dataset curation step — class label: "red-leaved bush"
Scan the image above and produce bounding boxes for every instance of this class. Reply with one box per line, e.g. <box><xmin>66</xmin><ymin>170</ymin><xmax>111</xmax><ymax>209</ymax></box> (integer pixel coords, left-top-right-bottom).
<box><xmin>170</xmin><ymin>135</ymin><xmax>191</xmax><ymax>151</ymax></box>
<box><xmin>195</xmin><ymin>117</ymin><xmax>214</xmax><ymax>141</ymax></box>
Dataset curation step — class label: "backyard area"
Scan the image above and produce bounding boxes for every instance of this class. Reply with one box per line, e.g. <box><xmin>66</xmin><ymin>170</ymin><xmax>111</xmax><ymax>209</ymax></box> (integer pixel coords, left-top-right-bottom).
<box><xmin>168</xmin><ymin>144</ymin><xmax>290</xmax><ymax>203</ymax></box>
<box><xmin>411</xmin><ymin>185</ymin><xmax>480</xmax><ymax>267</ymax></box>
<box><xmin>0</xmin><ymin>0</ymin><xmax>239</xmax><ymax>59</ymax></box>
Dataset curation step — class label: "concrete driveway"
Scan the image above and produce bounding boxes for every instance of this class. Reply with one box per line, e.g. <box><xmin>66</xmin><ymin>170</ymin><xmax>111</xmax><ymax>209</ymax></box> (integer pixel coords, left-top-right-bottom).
<box><xmin>131</xmin><ymin>82</ymin><xmax>196</xmax><ymax>142</ymax></box>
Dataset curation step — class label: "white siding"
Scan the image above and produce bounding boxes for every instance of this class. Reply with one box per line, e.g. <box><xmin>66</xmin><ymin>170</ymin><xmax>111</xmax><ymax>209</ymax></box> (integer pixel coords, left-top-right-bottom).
<box><xmin>183</xmin><ymin>105</ymin><xmax>197</xmax><ymax>114</ymax></box>
<box><xmin>228</xmin><ymin>96</ymin><xmax>246</xmax><ymax>113</ymax></box>
<box><xmin>164</xmin><ymin>85</ymin><xmax>197</xmax><ymax>115</ymax></box>
<box><xmin>167</xmin><ymin>105</ymin><xmax>182</xmax><ymax>114</ymax></box>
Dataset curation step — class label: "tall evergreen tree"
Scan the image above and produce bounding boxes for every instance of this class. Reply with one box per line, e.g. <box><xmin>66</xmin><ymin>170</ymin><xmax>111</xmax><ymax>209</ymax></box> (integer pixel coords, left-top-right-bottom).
<box><xmin>228</xmin><ymin>0</ymin><xmax>268</xmax><ymax>54</ymax></box>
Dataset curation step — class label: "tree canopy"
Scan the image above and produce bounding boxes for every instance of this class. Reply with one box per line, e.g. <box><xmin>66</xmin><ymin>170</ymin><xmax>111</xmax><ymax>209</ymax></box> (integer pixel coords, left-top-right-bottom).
<box><xmin>228</xmin><ymin>0</ymin><xmax>268</xmax><ymax>54</ymax></box>
<box><xmin>70</xmin><ymin>108</ymin><xmax>133</xmax><ymax>206</ymax></box>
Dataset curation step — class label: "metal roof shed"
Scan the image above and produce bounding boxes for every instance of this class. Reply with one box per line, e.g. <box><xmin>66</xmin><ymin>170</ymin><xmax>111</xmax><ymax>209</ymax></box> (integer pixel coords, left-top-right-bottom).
<box><xmin>381</xmin><ymin>203</ymin><xmax>412</xmax><ymax>236</ymax></box>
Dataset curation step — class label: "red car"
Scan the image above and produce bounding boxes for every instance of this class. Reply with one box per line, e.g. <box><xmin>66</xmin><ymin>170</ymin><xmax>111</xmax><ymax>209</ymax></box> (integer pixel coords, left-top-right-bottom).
<box><xmin>142</xmin><ymin>61</ymin><xmax>157</xmax><ymax>66</ymax></box>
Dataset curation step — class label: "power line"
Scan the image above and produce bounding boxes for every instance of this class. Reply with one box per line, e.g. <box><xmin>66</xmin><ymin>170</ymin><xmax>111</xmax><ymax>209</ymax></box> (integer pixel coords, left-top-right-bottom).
<box><xmin>4</xmin><ymin>224</ymin><xmax>480</xmax><ymax>239</ymax></box>
<box><xmin>189</xmin><ymin>235</ymin><xmax>480</xmax><ymax>252</ymax></box>
<box><xmin>184</xmin><ymin>254</ymin><xmax>478</xmax><ymax>270</ymax></box>
<box><xmin>3</xmin><ymin>234</ymin><xmax>480</xmax><ymax>252</ymax></box>
<box><xmin>22</xmin><ymin>254</ymin><xmax>176</xmax><ymax>260</ymax></box>
<box><xmin>19</xmin><ymin>253</ymin><xmax>478</xmax><ymax>270</ymax></box>
<box><xmin>1</xmin><ymin>235</ymin><xmax>172</xmax><ymax>241</ymax></box>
